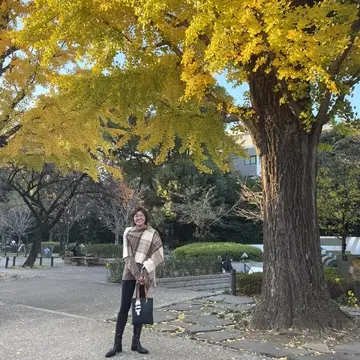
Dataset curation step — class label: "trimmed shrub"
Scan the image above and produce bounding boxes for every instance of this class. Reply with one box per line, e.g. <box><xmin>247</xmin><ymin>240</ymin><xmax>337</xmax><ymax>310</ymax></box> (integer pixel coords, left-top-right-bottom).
<box><xmin>62</xmin><ymin>243</ymin><xmax>77</xmax><ymax>256</ymax></box>
<box><xmin>157</xmin><ymin>256</ymin><xmax>222</xmax><ymax>278</ymax></box>
<box><xmin>86</xmin><ymin>244</ymin><xmax>122</xmax><ymax>258</ymax></box>
<box><xmin>106</xmin><ymin>260</ymin><xmax>125</xmax><ymax>283</ymax></box>
<box><xmin>173</xmin><ymin>242</ymin><xmax>262</xmax><ymax>261</ymax></box>
<box><xmin>42</xmin><ymin>242</ymin><xmax>61</xmax><ymax>254</ymax></box>
<box><xmin>236</xmin><ymin>272</ymin><xmax>263</xmax><ymax>296</ymax></box>
<box><xmin>28</xmin><ymin>241</ymin><xmax>61</xmax><ymax>254</ymax></box>
<box><xmin>106</xmin><ymin>256</ymin><xmax>223</xmax><ymax>283</ymax></box>
<box><xmin>236</xmin><ymin>267</ymin><xmax>355</xmax><ymax>299</ymax></box>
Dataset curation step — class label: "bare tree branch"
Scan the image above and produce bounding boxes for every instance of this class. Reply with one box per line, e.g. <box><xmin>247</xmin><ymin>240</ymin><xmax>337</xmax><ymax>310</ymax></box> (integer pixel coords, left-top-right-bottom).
<box><xmin>165</xmin><ymin>185</ymin><xmax>230</xmax><ymax>239</ymax></box>
<box><xmin>98</xmin><ymin>178</ymin><xmax>145</xmax><ymax>244</ymax></box>
<box><xmin>234</xmin><ymin>180</ymin><xmax>263</xmax><ymax>221</ymax></box>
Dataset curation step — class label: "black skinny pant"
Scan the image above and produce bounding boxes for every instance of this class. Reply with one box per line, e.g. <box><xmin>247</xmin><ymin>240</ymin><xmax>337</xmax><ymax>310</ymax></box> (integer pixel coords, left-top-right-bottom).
<box><xmin>119</xmin><ymin>280</ymin><xmax>146</xmax><ymax>315</ymax></box>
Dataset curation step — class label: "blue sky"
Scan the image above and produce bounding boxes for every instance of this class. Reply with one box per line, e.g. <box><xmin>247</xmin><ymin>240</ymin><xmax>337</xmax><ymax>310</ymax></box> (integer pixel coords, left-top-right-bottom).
<box><xmin>216</xmin><ymin>75</ymin><xmax>360</xmax><ymax>119</ymax></box>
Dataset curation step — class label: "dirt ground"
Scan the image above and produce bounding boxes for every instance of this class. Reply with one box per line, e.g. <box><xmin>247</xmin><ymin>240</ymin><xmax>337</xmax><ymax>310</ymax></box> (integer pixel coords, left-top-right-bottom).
<box><xmin>231</xmin><ymin>306</ymin><xmax>360</xmax><ymax>350</ymax></box>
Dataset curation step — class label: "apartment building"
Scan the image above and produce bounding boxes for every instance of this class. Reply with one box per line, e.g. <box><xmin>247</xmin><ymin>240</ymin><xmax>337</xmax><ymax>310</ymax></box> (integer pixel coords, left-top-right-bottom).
<box><xmin>231</xmin><ymin>124</ymin><xmax>332</xmax><ymax>177</ymax></box>
<box><xmin>231</xmin><ymin>132</ymin><xmax>261</xmax><ymax>177</ymax></box>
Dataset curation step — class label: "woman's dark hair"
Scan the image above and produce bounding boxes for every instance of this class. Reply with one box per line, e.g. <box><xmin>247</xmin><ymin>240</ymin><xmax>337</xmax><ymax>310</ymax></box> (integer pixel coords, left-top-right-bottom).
<box><xmin>131</xmin><ymin>207</ymin><xmax>149</xmax><ymax>225</ymax></box>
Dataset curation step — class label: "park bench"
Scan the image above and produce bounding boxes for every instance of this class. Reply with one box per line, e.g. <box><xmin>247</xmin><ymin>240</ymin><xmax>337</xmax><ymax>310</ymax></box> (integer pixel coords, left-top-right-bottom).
<box><xmin>70</xmin><ymin>256</ymin><xmax>99</xmax><ymax>267</ymax></box>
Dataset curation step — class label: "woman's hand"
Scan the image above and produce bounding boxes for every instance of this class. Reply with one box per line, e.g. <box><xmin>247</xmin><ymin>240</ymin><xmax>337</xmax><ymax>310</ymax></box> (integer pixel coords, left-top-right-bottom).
<box><xmin>136</xmin><ymin>275</ymin><xmax>147</xmax><ymax>285</ymax></box>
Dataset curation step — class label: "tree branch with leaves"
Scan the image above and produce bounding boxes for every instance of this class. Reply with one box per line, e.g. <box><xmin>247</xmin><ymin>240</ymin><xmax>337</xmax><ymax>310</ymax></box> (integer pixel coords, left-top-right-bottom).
<box><xmin>317</xmin><ymin>128</ymin><xmax>360</xmax><ymax>254</ymax></box>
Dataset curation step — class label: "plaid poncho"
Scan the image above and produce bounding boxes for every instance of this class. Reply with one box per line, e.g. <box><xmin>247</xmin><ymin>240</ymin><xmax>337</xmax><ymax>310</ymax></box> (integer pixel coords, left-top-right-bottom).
<box><xmin>122</xmin><ymin>225</ymin><xmax>164</xmax><ymax>285</ymax></box>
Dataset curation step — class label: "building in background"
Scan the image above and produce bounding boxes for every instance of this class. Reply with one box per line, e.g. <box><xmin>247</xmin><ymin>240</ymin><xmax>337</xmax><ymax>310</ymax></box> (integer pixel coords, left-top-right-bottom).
<box><xmin>231</xmin><ymin>124</ymin><xmax>332</xmax><ymax>178</ymax></box>
<box><xmin>231</xmin><ymin>132</ymin><xmax>261</xmax><ymax>177</ymax></box>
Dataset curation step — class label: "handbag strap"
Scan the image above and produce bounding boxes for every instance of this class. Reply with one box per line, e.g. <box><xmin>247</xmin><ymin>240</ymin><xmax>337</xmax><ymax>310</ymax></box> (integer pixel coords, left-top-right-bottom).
<box><xmin>136</xmin><ymin>281</ymin><xmax>149</xmax><ymax>301</ymax></box>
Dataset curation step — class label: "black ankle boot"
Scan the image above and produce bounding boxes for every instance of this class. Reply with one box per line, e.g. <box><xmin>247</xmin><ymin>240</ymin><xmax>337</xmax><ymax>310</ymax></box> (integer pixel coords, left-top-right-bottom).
<box><xmin>131</xmin><ymin>325</ymin><xmax>149</xmax><ymax>354</ymax></box>
<box><xmin>105</xmin><ymin>313</ymin><xmax>128</xmax><ymax>358</ymax></box>
<box><xmin>105</xmin><ymin>342</ymin><xmax>122</xmax><ymax>358</ymax></box>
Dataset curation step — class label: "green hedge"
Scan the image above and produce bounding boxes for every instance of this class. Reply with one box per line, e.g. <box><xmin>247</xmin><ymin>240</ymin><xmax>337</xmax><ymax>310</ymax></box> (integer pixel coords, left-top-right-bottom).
<box><xmin>157</xmin><ymin>256</ymin><xmax>222</xmax><ymax>278</ymax></box>
<box><xmin>86</xmin><ymin>244</ymin><xmax>122</xmax><ymax>258</ymax></box>
<box><xmin>106</xmin><ymin>260</ymin><xmax>125</xmax><ymax>283</ymax></box>
<box><xmin>42</xmin><ymin>242</ymin><xmax>61</xmax><ymax>254</ymax></box>
<box><xmin>236</xmin><ymin>272</ymin><xmax>263</xmax><ymax>296</ymax></box>
<box><xmin>27</xmin><ymin>242</ymin><xmax>61</xmax><ymax>254</ymax></box>
<box><xmin>173</xmin><ymin>242</ymin><xmax>263</xmax><ymax>261</ymax></box>
<box><xmin>323</xmin><ymin>267</ymin><xmax>354</xmax><ymax>300</ymax></box>
<box><xmin>106</xmin><ymin>256</ymin><xmax>223</xmax><ymax>283</ymax></box>
<box><xmin>236</xmin><ymin>268</ymin><xmax>355</xmax><ymax>300</ymax></box>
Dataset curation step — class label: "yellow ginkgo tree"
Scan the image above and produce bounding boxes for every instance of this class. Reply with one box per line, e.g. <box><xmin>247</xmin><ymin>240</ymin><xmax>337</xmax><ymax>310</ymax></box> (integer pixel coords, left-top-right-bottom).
<box><xmin>0</xmin><ymin>0</ymin><xmax>39</xmax><ymax>145</ymax></box>
<box><xmin>12</xmin><ymin>0</ymin><xmax>360</xmax><ymax>330</ymax></box>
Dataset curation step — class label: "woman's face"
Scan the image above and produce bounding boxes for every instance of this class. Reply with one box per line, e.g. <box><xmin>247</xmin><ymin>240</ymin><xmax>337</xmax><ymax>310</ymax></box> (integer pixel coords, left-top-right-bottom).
<box><xmin>134</xmin><ymin>211</ymin><xmax>146</xmax><ymax>226</ymax></box>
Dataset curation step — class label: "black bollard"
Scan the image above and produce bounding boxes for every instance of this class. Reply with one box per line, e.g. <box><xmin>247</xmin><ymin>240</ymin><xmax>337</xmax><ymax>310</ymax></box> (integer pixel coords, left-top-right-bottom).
<box><xmin>231</xmin><ymin>269</ymin><xmax>237</xmax><ymax>296</ymax></box>
<box><xmin>39</xmin><ymin>257</ymin><xmax>42</xmax><ymax>266</ymax></box>
<box><xmin>51</xmin><ymin>256</ymin><xmax>54</xmax><ymax>267</ymax></box>
<box><xmin>12</xmin><ymin>256</ymin><xmax>16</xmax><ymax>267</ymax></box>
<box><xmin>5</xmin><ymin>257</ymin><xmax>9</xmax><ymax>268</ymax></box>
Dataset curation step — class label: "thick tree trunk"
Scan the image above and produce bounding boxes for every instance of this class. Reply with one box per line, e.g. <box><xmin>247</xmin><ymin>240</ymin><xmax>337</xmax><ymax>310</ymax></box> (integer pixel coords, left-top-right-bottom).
<box><xmin>23</xmin><ymin>224</ymin><xmax>45</xmax><ymax>268</ymax></box>
<box><xmin>342</xmin><ymin>237</ymin><xmax>347</xmax><ymax>255</ymax></box>
<box><xmin>115</xmin><ymin>233</ymin><xmax>119</xmax><ymax>245</ymax></box>
<box><xmin>248</xmin><ymin>70</ymin><xmax>350</xmax><ymax>330</ymax></box>
<box><xmin>341</xmin><ymin>227</ymin><xmax>348</xmax><ymax>255</ymax></box>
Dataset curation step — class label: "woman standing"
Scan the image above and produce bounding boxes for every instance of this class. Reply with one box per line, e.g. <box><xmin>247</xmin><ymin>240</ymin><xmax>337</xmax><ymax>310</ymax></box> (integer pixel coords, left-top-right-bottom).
<box><xmin>105</xmin><ymin>207</ymin><xmax>164</xmax><ymax>357</ymax></box>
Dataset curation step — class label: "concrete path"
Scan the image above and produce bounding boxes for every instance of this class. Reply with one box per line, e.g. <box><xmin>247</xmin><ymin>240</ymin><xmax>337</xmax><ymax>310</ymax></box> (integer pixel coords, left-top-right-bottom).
<box><xmin>3</xmin><ymin>258</ymin><xmax>360</xmax><ymax>359</ymax></box>
<box><xmin>153</xmin><ymin>296</ymin><xmax>360</xmax><ymax>359</ymax></box>
<box><xmin>0</xmin><ymin>261</ymin><xmax>269</xmax><ymax>360</ymax></box>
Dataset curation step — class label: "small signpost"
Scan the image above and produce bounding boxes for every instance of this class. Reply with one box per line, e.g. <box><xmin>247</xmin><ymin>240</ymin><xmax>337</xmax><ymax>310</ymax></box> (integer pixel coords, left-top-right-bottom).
<box><xmin>41</xmin><ymin>245</ymin><xmax>54</xmax><ymax>258</ymax></box>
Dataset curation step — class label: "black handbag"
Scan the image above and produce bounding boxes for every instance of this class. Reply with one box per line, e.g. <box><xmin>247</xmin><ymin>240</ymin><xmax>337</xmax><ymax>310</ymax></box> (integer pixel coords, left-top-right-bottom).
<box><xmin>131</xmin><ymin>283</ymin><xmax>154</xmax><ymax>325</ymax></box>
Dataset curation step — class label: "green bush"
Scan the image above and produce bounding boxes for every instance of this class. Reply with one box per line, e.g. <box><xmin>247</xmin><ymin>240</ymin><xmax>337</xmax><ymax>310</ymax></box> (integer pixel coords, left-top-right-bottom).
<box><xmin>106</xmin><ymin>260</ymin><xmax>125</xmax><ymax>283</ymax></box>
<box><xmin>27</xmin><ymin>241</ymin><xmax>61</xmax><ymax>254</ymax></box>
<box><xmin>86</xmin><ymin>244</ymin><xmax>122</xmax><ymax>258</ymax></box>
<box><xmin>106</xmin><ymin>256</ymin><xmax>223</xmax><ymax>283</ymax></box>
<box><xmin>42</xmin><ymin>242</ymin><xmax>61</xmax><ymax>254</ymax></box>
<box><xmin>157</xmin><ymin>256</ymin><xmax>222</xmax><ymax>278</ymax></box>
<box><xmin>173</xmin><ymin>242</ymin><xmax>263</xmax><ymax>261</ymax></box>
<box><xmin>236</xmin><ymin>267</ymin><xmax>355</xmax><ymax>299</ymax></box>
<box><xmin>236</xmin><ymin>272</ymin><xmax>263</xmax><ymax>296</ymax></box>
<box><xmin>323</xmin><ymin>267</ymin><xmax>354</xmax><ymax>299</ymax></box>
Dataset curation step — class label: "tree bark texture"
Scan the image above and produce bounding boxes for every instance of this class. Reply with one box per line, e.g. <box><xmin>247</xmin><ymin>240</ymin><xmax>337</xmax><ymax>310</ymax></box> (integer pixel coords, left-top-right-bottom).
<box><xmin>248</xmin><ymin>69</ymin><xmax>350</xmax><ymax>330</ymax></box>
<box><xmin>341</xmin><ymin>226</ymin><xmax>348</xmax><ymax>255</ymax></box>
<box><xmin>342</xmin><ymin>236</ymin><xmax>347</xmax><ymax>255</ymax></box>
<box><xmin>23</xmin><ymin>223</ymin><xmax>46</xmax><ymax>268</ymax></box>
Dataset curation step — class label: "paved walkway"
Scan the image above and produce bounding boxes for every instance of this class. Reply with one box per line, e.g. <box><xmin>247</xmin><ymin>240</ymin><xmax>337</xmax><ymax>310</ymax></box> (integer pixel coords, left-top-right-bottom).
<box><xmin>0</xmin><ymin>260</ymin><xmax>268</xmax><ymax>360</ymax></box>
<box><xmin>152</xmin><ymin>295</ymin><xmax>360</xmax><ymax>359</ymax></box>
<box><xmin>2</xmin><ymin>258</ymin><xmax>360</xmax><ymax>359</ymax></box>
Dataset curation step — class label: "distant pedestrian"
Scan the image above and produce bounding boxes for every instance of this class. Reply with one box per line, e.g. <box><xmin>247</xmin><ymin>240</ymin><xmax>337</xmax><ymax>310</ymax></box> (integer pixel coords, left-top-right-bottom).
<box><xmin>105</xmin><ymin>207</ymin><xmax>164</xmax><ymax>358</ymax></box>
<box><xmin>222</xmin><ymin>255</ymin><xmax>233</xmax><ymax>272</ymax></box>
<box><xmin>73</xmin><ymin>242</ymin><xmax>80</xmax><ymax>256</ymax></box>
<box><xmin>11</xmin><ymin>240</ymin><xmax>17</xmax><ymax>253</ymax></box>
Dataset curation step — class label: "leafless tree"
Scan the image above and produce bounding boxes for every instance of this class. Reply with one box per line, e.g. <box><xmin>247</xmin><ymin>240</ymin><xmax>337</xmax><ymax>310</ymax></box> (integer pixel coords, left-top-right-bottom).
<box><xmin>169</xmin><ymin>186</ymin><xmax>237</xmax><ymax>239</ymax></box>
<box><xmin>52</xmin><ymin>194</ymin><xmax>92</xmax><ymax>248</ymax></box>
<box><xmin>2</xmin><ymin>206</ymin><xmax>34</xmax><ymax>243</ymax></box>
<box><xmin>98</xmin><ymin>179</ymin><xmax>145</xmax><ymax>244</ymax></box>
<box><xmin>0</xmin><ymin>192</ymin><xmax>34</xmax><ymax>245</ymax></box>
